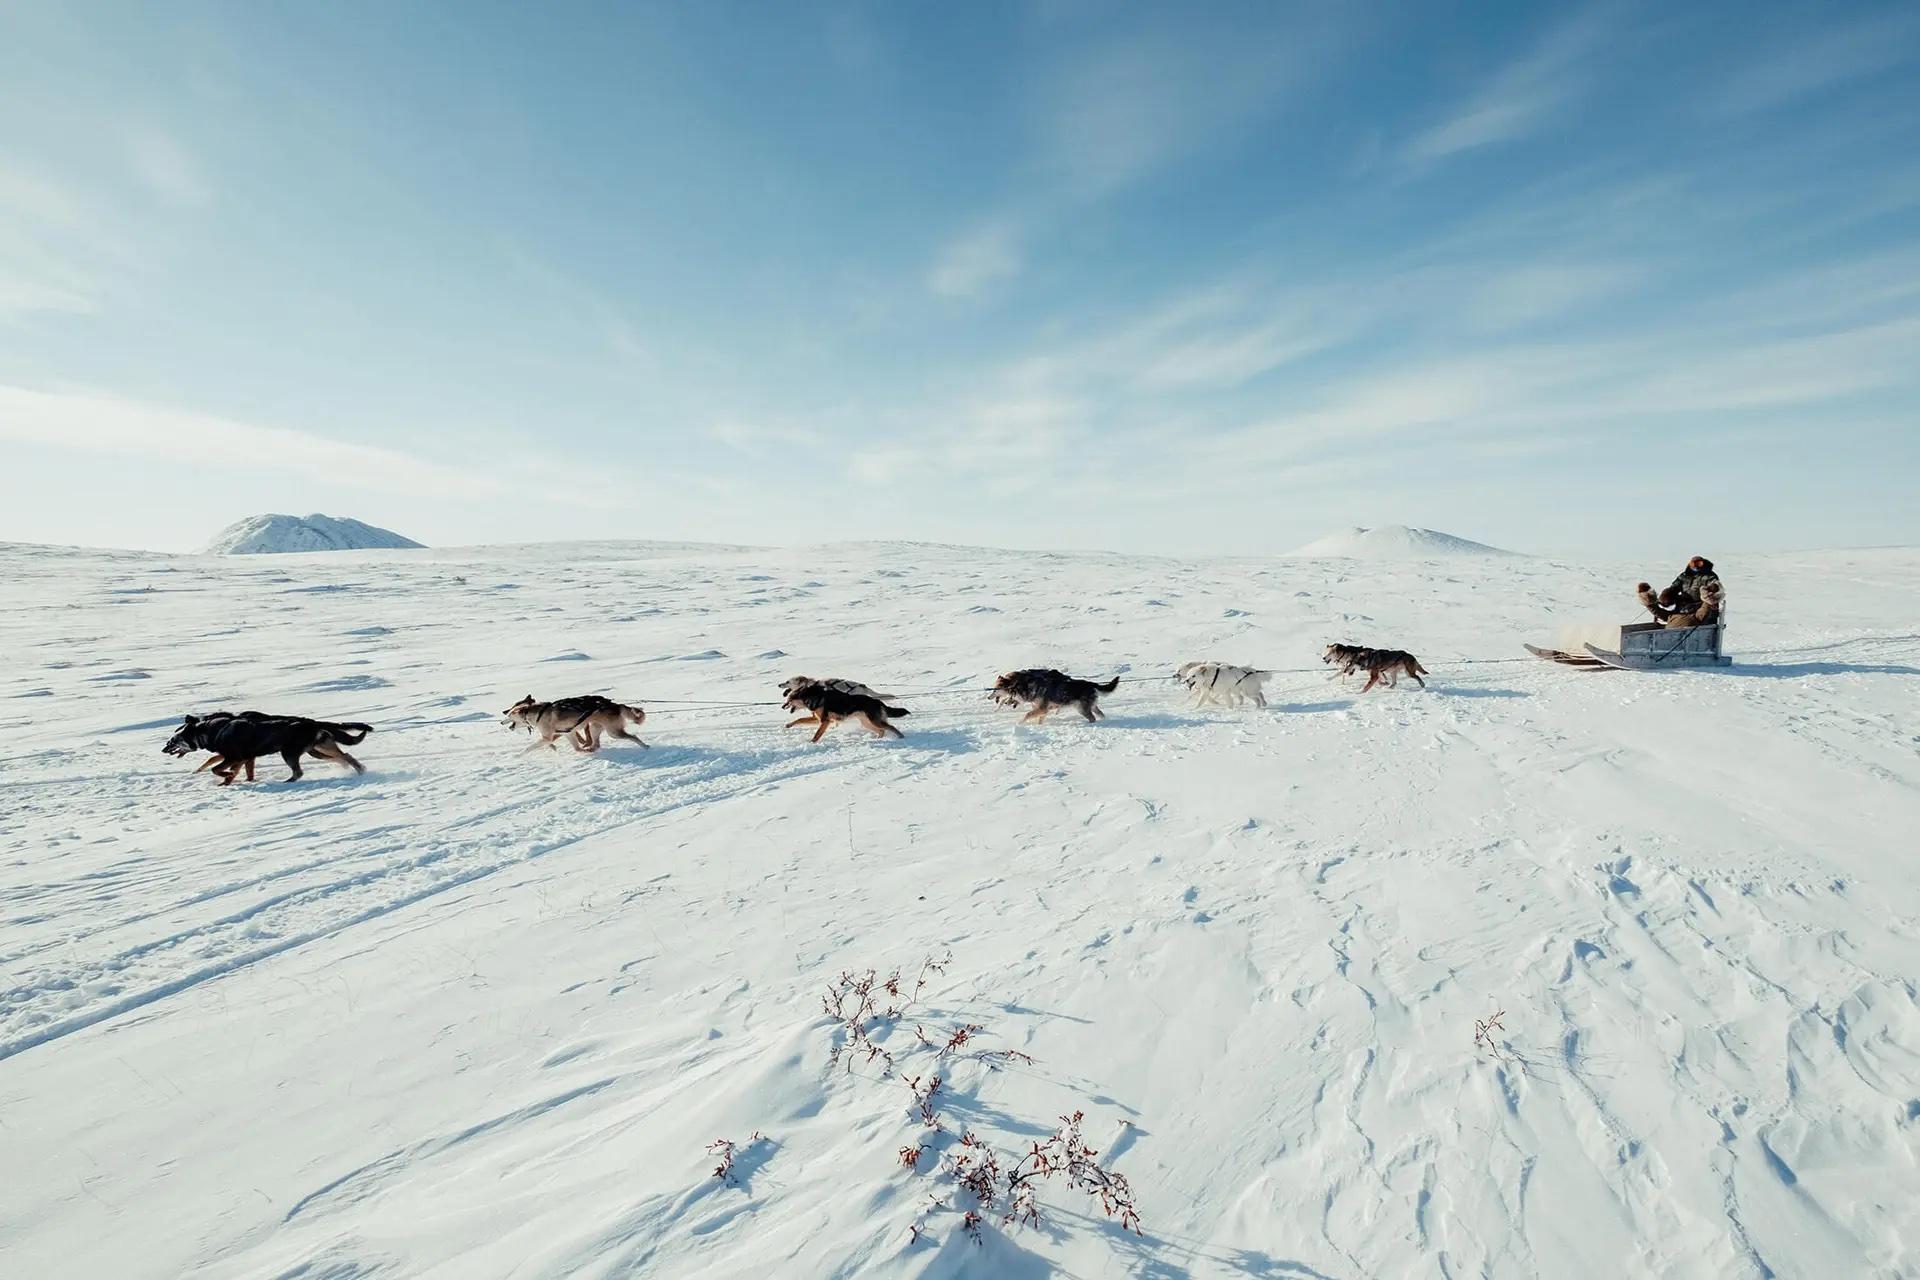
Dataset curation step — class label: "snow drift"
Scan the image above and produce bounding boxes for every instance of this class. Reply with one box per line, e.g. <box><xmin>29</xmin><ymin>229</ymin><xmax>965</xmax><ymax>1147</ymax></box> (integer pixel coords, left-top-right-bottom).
<box><xmin>204</xmin><ymin>513</ymin><xmax>423</xmax><ymax>555</ymax></box>
<box><xmin>1289</xmin><ymin>524</ymin><xmax>1511</xmax><ymax>557</ymax></box>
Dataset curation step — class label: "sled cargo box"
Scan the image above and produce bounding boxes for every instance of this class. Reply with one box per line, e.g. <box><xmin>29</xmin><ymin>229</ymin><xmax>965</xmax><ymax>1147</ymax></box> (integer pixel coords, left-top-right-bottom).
<box><xmin>1583</xmin><ymin>620</ymin><xmax>1730</xmax><ymax>670</ymax></box>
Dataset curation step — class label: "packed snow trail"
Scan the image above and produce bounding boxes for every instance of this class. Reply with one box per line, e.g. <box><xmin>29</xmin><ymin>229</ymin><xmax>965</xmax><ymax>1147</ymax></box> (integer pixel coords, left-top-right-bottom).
<box><xmin>2</xmin><ymin>539</ymin><xmax>1918</xmax><ymax>1277</ymax></box>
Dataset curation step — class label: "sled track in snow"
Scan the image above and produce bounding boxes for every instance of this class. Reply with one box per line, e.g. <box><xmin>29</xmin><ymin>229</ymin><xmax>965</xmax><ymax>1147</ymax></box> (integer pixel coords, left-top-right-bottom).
<box><xmin>0</xmin><ymin>746</ymin><xmax>862</xmax><ymax>1062</ymax></box>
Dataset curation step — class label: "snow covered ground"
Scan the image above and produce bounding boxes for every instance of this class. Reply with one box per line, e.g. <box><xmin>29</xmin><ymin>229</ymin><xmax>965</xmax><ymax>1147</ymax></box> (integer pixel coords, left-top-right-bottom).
<box><xmin>2</xmin><ymin>538</ymin><xmax>1918</xmax><ymax>1278</ymax></box>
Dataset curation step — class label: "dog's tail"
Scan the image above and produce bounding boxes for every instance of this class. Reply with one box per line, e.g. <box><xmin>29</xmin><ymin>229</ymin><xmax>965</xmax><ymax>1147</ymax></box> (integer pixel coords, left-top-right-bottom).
<box><xmin>326</xmin><ymin>721</ymin><xmax>375</xmax><ymax>744</ymax></box>
<box><xmin>885</xmin><ymin>705</ymin><xmax>911</xmax><ymax>718</ymax></box>
<box><xmin>1410</xmin><ymin>660</ymin><xmax>1429</xmax><ymax>676</ymax></box>
<box><xmin>1096</xmin><ymin>677</ymin><xmax>1120</xmax><ymax>694</ymax></box>
<box><xmin>620</xmin><ymin>704</ymin><xmax>647</xmax><ymax>724</ymax></box>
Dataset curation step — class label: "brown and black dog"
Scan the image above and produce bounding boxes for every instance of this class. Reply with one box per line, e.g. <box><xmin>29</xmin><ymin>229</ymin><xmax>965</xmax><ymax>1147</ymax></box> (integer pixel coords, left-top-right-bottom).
<box><xmin>782</xmin><ymin>684</ymin><xmax>910</xmax><ymax>741</ymax></box>
<box><xmin>164</xmin><ymin>712</ymin><xmax>373</xmax><ymax>785</ymax></box>
<box><xmin>1322</xmin><ymin>644</ymin><xmax>1428</xmax><ymax>692</ymax></box>
<box><xmin>990</xmin><ymin>669</ymin><xmax>1119</xmax><ymax>724</ymax></box>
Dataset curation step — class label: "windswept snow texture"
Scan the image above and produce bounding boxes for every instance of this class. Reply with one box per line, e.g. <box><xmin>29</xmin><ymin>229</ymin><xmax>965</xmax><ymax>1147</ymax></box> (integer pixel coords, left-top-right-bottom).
<box><xmin>204</xmin><ymin>512</ymin><xmax>424</xmax><ymax>555</ymax></box>
<box><xmin>3</xmin><ymin>539</ymin><xmax>1919</xmax><ymax>1278</ymax></box>
<box><xmin>1289</xmin><ymin>524</ymin><xmax>1513</xmax><ymax>557</ymax></box>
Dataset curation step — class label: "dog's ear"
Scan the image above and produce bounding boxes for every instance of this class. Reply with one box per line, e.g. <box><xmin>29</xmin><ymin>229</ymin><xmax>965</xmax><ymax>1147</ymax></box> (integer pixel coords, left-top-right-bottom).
<box><xmin>183</xmin><ymin>714</ymin><xmax>198</xmax><ymax>725</ymax></box>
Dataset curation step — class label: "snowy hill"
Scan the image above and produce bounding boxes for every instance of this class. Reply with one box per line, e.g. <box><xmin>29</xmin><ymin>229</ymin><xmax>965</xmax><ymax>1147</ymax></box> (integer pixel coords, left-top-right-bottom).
<box><xmin>1289</xmin><ymin>524</ymin><xmax>1512</xmax><ymax>557</ymax></box>
<box><xmin>204</xmin><ymin>512</ymin><xmax>423</xmax><ymax>554</ymax></box>
<box><xmin>2</xmin><ymin>539</ymin><xmax>1919</xmax><ymax>1277</ymax></box>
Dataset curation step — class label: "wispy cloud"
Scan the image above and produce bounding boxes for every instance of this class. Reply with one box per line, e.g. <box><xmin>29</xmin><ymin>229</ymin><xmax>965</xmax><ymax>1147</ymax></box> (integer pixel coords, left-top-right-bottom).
<box><xmin>1004</xmin><ymin>282</ymin><xmax>1357</xmax><ymax>397</ymax></box>
<box><xmin>840</xmin><ymin>392</ymin><xmax>1087</xmax><ymax>497</ymax></box>
<box><xmin>0</xmin><ymin>277</ymin><xmax>94</xmax><ymax>322</ymax></box>
<box><xmin>1031</xmin><ymin>17</ymin><xmax>1336</xmax><ymax>200</ymax></box>
<box><xmin>1458</xmin><ymin>261</ymin><xmax>1646</xmax><ymax>331</ymax></box>
<box><xmin>705</xmin><ymin>418</ymin><xmax>824</xmax><ymax>456</ymax></box>
<box><xmin>925</xmin><ymin>14</ymin><xmax>1344</xmax><ymax>304</ymax></box>
<box><xmin>500</xmin><ymin>243</ymin><xmax>656</xmax><ymax>367</ymax></box>
<box><xmin>1712</xmin><ymin>12</ymin><xmax>1920</xmax><ymax>117</ymax></box>
<box><xmin>927</xmin><ymin>222</ymin><xmax>1022</xmax><ymax>300</ymax></box>
<box><xmin>126</xmin><ymin>127</ymin><xmax>211</xmax><ymax>207</ymax></box>
<box><xmin>0</xmin><ymin>384</ymin><xmax>508</xmax><ymax>497</ymax></box>
<box><xmin>1401</xmin><ymin>11</ymin><xmax>1611</xmax><ymax>166</ymax></box>
<box><xmin>0</xmin><ymin>163</ymin><xmax>108</xmax><ymax>322</ymax></box>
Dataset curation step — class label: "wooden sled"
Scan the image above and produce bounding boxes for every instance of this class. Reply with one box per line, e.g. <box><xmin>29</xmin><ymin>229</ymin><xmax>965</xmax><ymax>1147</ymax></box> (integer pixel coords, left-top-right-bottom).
<box><xmin>1582</xmin><ymin>619</ymin><xmax>1730</xmax><ymax>671</ymax></box>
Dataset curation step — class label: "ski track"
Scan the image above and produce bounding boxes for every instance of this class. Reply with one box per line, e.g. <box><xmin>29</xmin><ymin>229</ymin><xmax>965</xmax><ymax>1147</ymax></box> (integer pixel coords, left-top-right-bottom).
<box><xmin>2</xmin><ymin>541</ymin><xmax>1919</xmax><ymax>1277</ymax></box>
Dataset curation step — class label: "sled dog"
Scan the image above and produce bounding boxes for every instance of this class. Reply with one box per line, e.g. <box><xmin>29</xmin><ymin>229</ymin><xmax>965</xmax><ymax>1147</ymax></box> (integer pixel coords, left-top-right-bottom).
<box><xmin>990</xmin><ymin>669</ymin><xmax>1119</xmax><ymax>724</ymax></box>
<box><xmin>782</xmin><ymin>683</ymin><xmax>909</xmax><ymax>741</ymax></box>
<box><xmin>1176</xmin><ymin>662</ymin><xmax>1272</xmax><ymax>708</ymax></box>
<box><xmin>502</xmin><ymin>694</ymin><xmax>648</xmax><ymax>752</ymax></box>
<box><xmin>1322</xmin><ymin>644</ymin><xmax>1428</xmax><ymax>692</ymax></box>
<box><xmin>164</xmin><ymin>712</ymin><xmax>373</xmax><ymax>785</ymax></box>
<box><xmin>181</xmin><ymin>709</ymin><xmax>273</xmax><ymax>781</ymax></box>
<box><xmin>778</xmin><ymin>676</ymin><xmax>889</xmax><ymax>721</ymax></box>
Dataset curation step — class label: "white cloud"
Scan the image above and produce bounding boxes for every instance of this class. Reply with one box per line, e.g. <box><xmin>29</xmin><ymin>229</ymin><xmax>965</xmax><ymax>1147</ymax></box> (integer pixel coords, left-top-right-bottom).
<box><xmin>1461</xmin><ymin>262</ymin><xmax>1645</xmax><ymax>331</ymax></box>
<box><xmin>500</xmin><ymin>242</ymin><xmax>657</xmax><ymax>367</ymax></box>
<box><xmin>0</xmin><ymin>279</ymin><xmax>93</xmax><ymax>321</ymax></box>
<box><xmin>705</xmin><ymin>419</ymin><xmax>824</xmax><ymax>455</ymax></box>
<box><xmin>0</xmin><ymin>163</ymin><xmax>87</xmax><ymax>226</ymax></box>
<box><xmin>927</xmin><ymin>223</ymin><xmax>1022</xmax><ymax>300</ymax></box>
<box><xmin>1031</xmin><ymin>19</ymin><xmax>1331</xmax><ymax>200</ymax></box>
<box><xmin>1401</xmin><ymin>12</ymin><xmax>1610</xmax><ymax>166</ymax></box>
<box><xmin>1003</xmin><ymin>282</ymin><xmax>1354</xmax><ymax>397</ymax></box>
<box><xmin>1713</xmin><ymin>13</ymin><xmax>1919</xmax><ymax>117</ymax></box>
<box><xmin>1135</xmin><ymin>321</ymin><xmax>1337</xmax><ymax>391</ymax></box>
<box><xmin>1597</xmin><ymin>316</ymin><xmax>1920</xmax><ymax>414</ymax></box>
<box><xmin>0</xmin><ymin>384</ymin><xmax>506</xmax><ymax>497</ymax></box>
<box><xmin>923</xmin><ymin>15</ymin><xmax>1342</xmax><ymax>305</ymax></box>
<box><xmin>0</xmin><ymin>163</ymin><xmax>107</xmax><ymax>321</ymax></box>
<box><xmin>127</xmin><ymin>128</ymin><xmax>211</xmax><ymax>207</ymax></box>
<box><xmin>837</xmin><ymin>394</ymin><xmax>1085</xmax><ymax>494</ymax></box>
<box><xmin>849</xmin><ymin>446</ymin><xmax>920</xmax><ymax>484</ymax></box>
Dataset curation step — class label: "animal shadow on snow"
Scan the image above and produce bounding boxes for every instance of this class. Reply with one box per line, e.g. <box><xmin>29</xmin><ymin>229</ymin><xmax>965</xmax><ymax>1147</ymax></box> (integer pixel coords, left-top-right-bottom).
<box><xmin>1089</xmin><ymin>712</ymin><xmax>1214</xmax><ymax>731</ymax></box>
<box><xmin>1722</xmin><ymin>660</ymin><xmax>1920</xmax><ymax>678</ymax></box>
<box><xmin>586</xmin><ymin>744</ymin><xmax>766</xmax><ymax>769</ymax></box>
<box><xmin>1435</xmin><ymin>687</ymin><xmax>1529</xmax><ymax>699</ymax></box>
<box><xmin>888</xmin><ymin>726</ymin><xmax>979</xmax><ymax>754</ymax></box>
<box><xmin>250</xmin><ymin>768</ymin><xmax>401</xmax><ymax>792</ymax></box>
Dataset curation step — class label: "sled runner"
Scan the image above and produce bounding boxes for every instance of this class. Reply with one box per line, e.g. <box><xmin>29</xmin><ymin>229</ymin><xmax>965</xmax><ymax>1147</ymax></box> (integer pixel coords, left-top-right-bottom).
<box><xmin>1581</xmin><ymin>620</ymin><xmax>1730</xmax><ymax>671</ymax></box>
<box><xmin>1523</xmin><ymin>643</ymin><xmax>1612</xmax><ymax>669</ymax></box>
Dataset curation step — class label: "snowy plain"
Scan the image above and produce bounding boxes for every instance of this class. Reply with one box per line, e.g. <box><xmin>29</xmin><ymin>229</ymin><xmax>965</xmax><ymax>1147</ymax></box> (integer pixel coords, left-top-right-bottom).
<box><xmin>1</xmin><ymin>538</ymin><xmax>1918</xmax><ymax>1279</ymax></box>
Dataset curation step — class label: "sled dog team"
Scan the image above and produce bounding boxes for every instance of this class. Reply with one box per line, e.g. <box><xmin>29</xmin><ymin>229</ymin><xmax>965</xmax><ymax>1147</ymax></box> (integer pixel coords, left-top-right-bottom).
<box><xmin>161</xmin><ymin>646</ymin><xmax>1429</xmax><ymax>785</ymax></box>
<box><xmin>156</xmin><ymin>557</ymin><xmax>1722</xmax><ymax>785</ymax></box>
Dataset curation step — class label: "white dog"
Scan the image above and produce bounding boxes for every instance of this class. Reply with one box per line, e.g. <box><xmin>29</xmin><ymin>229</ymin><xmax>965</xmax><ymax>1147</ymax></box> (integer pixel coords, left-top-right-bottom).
<box><xmin>1176</xmin><ymin>662</ymin><xmax>1272</xmax><ymax>708</ymax></box>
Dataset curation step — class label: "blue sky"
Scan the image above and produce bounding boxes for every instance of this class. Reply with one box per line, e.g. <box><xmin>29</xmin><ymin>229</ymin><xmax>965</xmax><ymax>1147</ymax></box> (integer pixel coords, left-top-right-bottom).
<box><xmin>1</xmin><ymin>2</ymin><xmax>1916</xmax><ymax>555</ymax></box>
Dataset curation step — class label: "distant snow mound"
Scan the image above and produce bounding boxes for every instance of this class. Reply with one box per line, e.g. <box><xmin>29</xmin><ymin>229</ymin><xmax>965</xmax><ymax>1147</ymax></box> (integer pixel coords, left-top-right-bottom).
<box><xmin>204</xmin><ymin>514</ymin><xmax>424</xmax><ymax>555</ymax></box>
<box><xmin>1288</xmin><ymin>525</ymin><xmax>1511</xmax><ymax>558</ymax></box>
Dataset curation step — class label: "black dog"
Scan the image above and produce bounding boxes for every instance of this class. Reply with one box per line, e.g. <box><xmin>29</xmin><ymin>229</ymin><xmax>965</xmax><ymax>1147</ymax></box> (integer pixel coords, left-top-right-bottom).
<box><xmin>164</xmin><ymin>712</ymin><xmax>373</xmax><ymax>785</ymax></box>
<box><xmin>990</xmin><ymin>669</ymin><xmax>1119</xmax><ymax>724</ymax></box>
<box><xmin>168</xmin><ymin>709</ymin><xmax>272</xmax><ymax>781</ymax></box>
